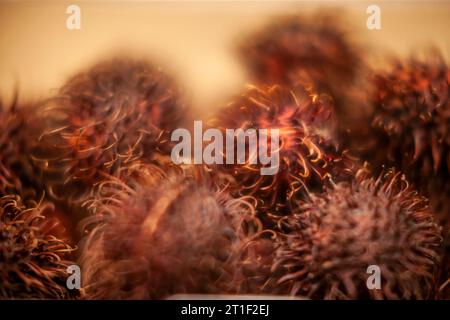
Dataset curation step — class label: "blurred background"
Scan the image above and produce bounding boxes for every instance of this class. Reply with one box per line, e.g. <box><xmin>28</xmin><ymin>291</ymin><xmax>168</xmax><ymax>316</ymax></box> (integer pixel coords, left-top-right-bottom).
<box><xmin>0</xmin><ymin>0</ymin><xmax>449</xmax><ymax>116</ymax></box>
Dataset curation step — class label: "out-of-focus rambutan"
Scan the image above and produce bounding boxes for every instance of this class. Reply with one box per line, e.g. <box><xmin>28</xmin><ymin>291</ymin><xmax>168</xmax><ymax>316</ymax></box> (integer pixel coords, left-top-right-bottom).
<box><xmin>34</xmin><ymin>57</ymin><xmax>185</xmax><ymax>205</ymax></box>
<box><xmin>271</xmin><ymin>169</ymin><xmax>442</xmax><ymax>299</ymax></box>
<box><xmin>0</xmin><ymin>96</ymin><xmax>44</xmax><ymax>199</ymax></box>
<box><xmin>209</xmin><ymin>85</ymin><xmax>357</xmax><ymax>225</ymax></box>
<box><xmin>78</xmin><ymin>169</ymin><xmax>260</xmax><ymax>299</ymax></box>
<box><xmin>369</xmin><ymin>56</ymin><xmax>449</xmax><ymax>208</ymax></box>
<box><xmin>0</xmin><ymin>194</ymin><xmax>75</xmax><ymax>299</ymax></box>
<box><xmin>354</xmin><ymin>55</ymin><xmax>450</xmax><ymax>291</ymax></box>
<box><xmin>239</xmin><ymin>13</ymin><xmax>363</xmax><ymax>92</ymax></box>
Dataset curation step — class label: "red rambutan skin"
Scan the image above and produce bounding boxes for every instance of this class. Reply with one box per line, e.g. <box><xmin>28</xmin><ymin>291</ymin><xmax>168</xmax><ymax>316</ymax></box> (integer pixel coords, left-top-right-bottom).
<box><xmin>77</xmin><ymin>167</ymin><xmax>261</xmax><ymax>299</ymax></box>
<box><xmin>0</xmin><ymin>194</ymin><xmax>76</xmax><ymax>299</ymax></box>
<box><xmin>209</xmin><ymin>84</ymin><xmax>357</xmax><ymax>225</ymax></box>
<box><xmin>270</xmin><ymin>169</ymin><xmax>443</xmax><ymax>300</ymax></box>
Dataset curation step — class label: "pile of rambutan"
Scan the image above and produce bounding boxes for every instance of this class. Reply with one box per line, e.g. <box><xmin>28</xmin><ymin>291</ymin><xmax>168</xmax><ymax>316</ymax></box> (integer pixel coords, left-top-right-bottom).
<box><xmin>0</xmin><ymin>12</ymin><xmax>448</xmax><ymax>300</ymax></box>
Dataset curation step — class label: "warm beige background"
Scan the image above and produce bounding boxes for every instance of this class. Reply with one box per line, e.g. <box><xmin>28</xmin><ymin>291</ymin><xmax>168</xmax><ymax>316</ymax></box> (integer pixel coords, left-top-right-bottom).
<box><xmin>1</xmin><ymin>1</ymin><xmax>449</xmax><ymax>116</ymax></box>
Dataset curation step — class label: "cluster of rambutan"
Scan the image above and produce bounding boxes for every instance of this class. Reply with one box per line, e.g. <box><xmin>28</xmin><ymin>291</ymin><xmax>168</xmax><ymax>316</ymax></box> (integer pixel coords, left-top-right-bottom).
<box><xmin>225</xmin><ymin>13</ymin><xmax>447</xmax><ymax>300</ymax></box>
<box><xmin>1</xmin><ymin>57</ymin><xmax>262</xmax><ymax>299</ymax></box>
<box><xmin>0</xmin><ymin>12</ymin><xmax>448</xmax><ymax>300</ymax></box>
<box><xmin>1</xmin><ymin>58</ymin><xmax>189</xmax><ymax>299</ymax></box>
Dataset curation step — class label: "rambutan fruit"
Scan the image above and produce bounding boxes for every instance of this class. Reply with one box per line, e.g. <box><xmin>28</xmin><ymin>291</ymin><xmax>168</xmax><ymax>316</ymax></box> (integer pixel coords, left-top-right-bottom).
<box><xmin>78</xmin><ymin>169</ymin><xmax>260</xmax><ymax>299</ymax></box>
<box><xmin>0</xmin><ymin>194</ymin><xmax>76</xmax><ymax>299</ymax></box>
<box><xmin>271</xmin><ymin>169</ymin><xmax>443</xmax><ymax>299</ymax></box>
<box><xmin>365</xmin><ymin>55</ymin><xmax>450</xmax><ymax>223</ymax></box>
<box><xmin>34</xmin><ymin>57</ymin><xmax>186</xmax><ymax>205</ymax></box>
<box><xmin>351</xmin><ymin>55</ymin><xmax>450</xmax><ymax>295</ymax></box>
<box><xmin>209</xmin><ymin>84</ymin><xmax>357</xmax><ymax>225</ymax></box>
<box><xmin>238</xmin><ymin>13</ymin><xmax>363</xmax><ymax>92</ymax></box>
